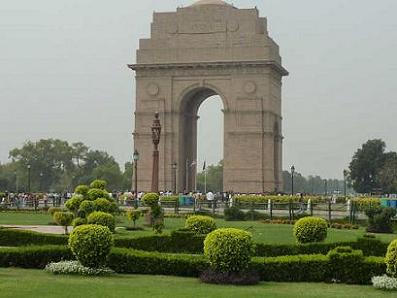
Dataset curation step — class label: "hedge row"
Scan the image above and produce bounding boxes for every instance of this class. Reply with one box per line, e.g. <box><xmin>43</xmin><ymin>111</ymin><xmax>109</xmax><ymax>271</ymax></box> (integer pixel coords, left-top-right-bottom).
<box><xmin>0</xmin><ymin>228</ymin><xmax>389</xmax><ymax>257</ymax></box>
<box><xmin>255</xmin><ymin>238</ymin><xmax>389</xmax><ymax>257</ymax></box>
<box><xmin>252</xmin><ymin>254</ymin><xmax>385</xmax><ymax>284</ymax></box>
<box><xmin>0</xmin><ymin>246</ymin><xmax>72</xmax><ymax>269</ymax></box>
<box><xmin>0</xmin><ymin>246</ymin><xmax>386</xmax><ymax>284</ymax></box>
<box><xmin>234</xmin><ymin>195</ymin><xmax>323</xmax><ymax>204</ymax></box>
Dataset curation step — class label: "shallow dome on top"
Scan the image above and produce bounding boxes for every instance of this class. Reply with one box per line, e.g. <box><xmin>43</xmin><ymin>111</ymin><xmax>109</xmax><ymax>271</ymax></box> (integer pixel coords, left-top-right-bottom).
<box><xmin>190</xmin><ymin>0</ymin><xmax>234</xmax><ymax>7</ymax></box>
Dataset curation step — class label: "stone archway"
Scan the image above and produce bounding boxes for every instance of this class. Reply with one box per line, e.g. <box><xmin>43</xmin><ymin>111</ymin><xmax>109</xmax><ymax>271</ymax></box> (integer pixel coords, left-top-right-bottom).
<box><xmin>129</xmin><ymin>0</ymin><xmax>288</xmax><ymax>193</ymax></box>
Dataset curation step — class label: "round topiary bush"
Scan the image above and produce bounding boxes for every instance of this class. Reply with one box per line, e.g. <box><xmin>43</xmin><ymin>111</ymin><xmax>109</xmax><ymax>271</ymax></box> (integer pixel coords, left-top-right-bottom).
<box><xmin>72</xmin><ymin>217</ymin><xmax>87</xmax><ymax>228</ymax></box>
<box><xmin>94</xmin><ymin>198</ymin><xmax>117</xmax><ymax>214</ymax></box>
<box><xmin>78</xmin><ymin>200</ymin><xmax>96</xmax><ymax>218</ymax></box>
<box><xmin>68</xmin><ymin>224</ymin><xmax>113</xmax><ymax>268</ymax></box>
<box><xmin>74</xmin><ymin>185</ymin><xmax>89</xmax><ymax>197</ymax></box>
<box><xmin>204</xmin><ymin>228</ymin><xmax>254</xmax><ymax>273</ymax></box>
<box><xmin>53</xmin><ymin>211</ymin><xmax>74</xmax><ymax>234</ymax></box>
<box><xmin>87</xmin><ymin>211</ymin><xmax>116</xmax><ymax>232</ymax></box>
<box><xmin>386</xmin><ymin>239</ymin><xmax>397</xmax><ymax>277</ymax></box>
<box><xmin>293</xmin><ymin>216</ymin><xmax>328</xmax><ymax>244</ymax></box>
<box><xmin>87</xmin><ymin>189</ymin><xmax>110</xmax><ymax>201</ymax></box>
<box><xmin>141</xmin><ymin>193</ymin><xmax>159</xmax><ymax>208</ymax></box>
<box><xmin>185</xmin><ymin>215</ymin><xmax>216</xmax><ymax>235</ymax></box>
<box><xmin>65</xmin><ymin>196</ymin><xmax>84</xmax><ymax>214</ymax></box>
<box><xmin>90</xmin><ymin>179</ymin><xmax>107</xmax><ymax>190</ymax></box>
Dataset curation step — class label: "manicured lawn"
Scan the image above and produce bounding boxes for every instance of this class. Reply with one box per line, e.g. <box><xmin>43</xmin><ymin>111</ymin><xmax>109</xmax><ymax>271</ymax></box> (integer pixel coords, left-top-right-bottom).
<box><xmin>0</xmin><ymin>268</ymin><xmax>394</xmax><ymax>298</ymax></box>
<box><xmin>0</xmin><ymin>212</ymin><xmax>53</xmax><ymax>226</ymax></box>
<box><xmin>1</xmin><ymin>211</ymin><xmax>396</xmax><ymax>245</ymax></box>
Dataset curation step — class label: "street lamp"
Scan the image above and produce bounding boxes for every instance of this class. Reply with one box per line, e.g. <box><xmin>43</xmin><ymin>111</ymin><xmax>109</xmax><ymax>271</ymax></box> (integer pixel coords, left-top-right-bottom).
<box><xmin>324</xmin><ymin>179</ymin><xmax>328</xmax><ymax>196</ymax></box>
<box><xmin>27</xmin><ymin>164</ymin><xmax>31</xmax><ymax>193</ymax></box>
<box><xmin>343</xmin><ymin>170</ymin><xmax>348</xmax><ymax>197</ymax></box>
<box><xmin>133</xmin><ymin>150</ymin><xmax>140</xmax><ymax>192</ymax></box>
<box><xmin>151</xmin><ymin>112</ymin><xmax>162</xmax><ymax>192</ymax></box>
<box><xmin>172</xmin><ymin>163</ymin><xmax>177</xmax><ymax>194</ymax></box>
<box><xmin>291</xmin><ymin>165</ymin><xmax>295</xmax><ymax>196</ymax></box>
<box><xmin>133</xmin><ymin>150</ymin><xmax>140</xmax><ymax>207</ymax></box>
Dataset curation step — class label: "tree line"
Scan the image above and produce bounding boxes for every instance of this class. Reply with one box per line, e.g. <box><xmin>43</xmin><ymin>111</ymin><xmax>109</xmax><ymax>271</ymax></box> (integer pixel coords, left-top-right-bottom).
<box><xmin>0</xmin><ymin>139</ymin><xmax>132</xmax><ymax>192</ymax></box>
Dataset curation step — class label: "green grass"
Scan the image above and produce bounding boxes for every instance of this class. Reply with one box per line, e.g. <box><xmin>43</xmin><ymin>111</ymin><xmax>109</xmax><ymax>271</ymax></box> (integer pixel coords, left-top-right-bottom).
<box><xmin>1</xmin><ymin>211</ymin><xmax>396</xmax><ymax>245</ymax></box>
<box><xmin>0</xmin><ymin>268</ymin><xmax>395</xmax><ymax>298</ymax></box>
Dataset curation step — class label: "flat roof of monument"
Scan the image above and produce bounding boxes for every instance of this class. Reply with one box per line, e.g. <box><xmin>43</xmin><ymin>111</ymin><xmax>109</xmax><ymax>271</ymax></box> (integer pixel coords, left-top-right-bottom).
<box><xmin>190</xmin><ymin>0</ymin><xmax>235</xmax><ymax>8</ymax></box>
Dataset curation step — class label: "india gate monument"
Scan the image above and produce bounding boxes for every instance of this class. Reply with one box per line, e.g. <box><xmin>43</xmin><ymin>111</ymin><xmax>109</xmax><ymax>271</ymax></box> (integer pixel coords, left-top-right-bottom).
<box><xmin>129</xmin><ymin>0</ymin><xmax>288</xmax><ymax>193</ymax></box>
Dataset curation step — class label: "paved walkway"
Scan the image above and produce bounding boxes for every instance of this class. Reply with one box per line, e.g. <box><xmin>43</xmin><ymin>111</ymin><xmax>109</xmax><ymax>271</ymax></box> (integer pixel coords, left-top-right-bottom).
<box><xmin>1</xmin><ymin>225</ymin><xmax>71</xmax><ymax>235</ymax></box>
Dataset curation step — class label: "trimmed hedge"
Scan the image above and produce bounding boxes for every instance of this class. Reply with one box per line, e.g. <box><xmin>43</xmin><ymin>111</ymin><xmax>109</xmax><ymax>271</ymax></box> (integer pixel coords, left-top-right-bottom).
<box><xmin>0</xmin><ymin>246</ymin><xmax>386</xmax><ymax>284</ymax></box>
<box><xmin>108</xmin><ymin>248</ymin><xmax>207</xmax><ymax>277</ymax></box>
<box><xmin>0</xmin><ymin>228</ymin><xmax>389</xmax><ymax>257</ymax></box>
<box><xmin>255</xmin><ymin>237</ymin><xmax>389</xmax><ymax>257</ymax></box>
<box><xmin>0</xmin><ymin>246</ymin><xmax>72</xmax><ymax>269</ymax></box>
<box><xmin>0</xmin><ymin>228</ymin><xmax>67</xmax><ymax>246</ymax></box>
<box><xmin>252</xmin><ymin>254</ymin><xmax>386</xmax><ymax>284</ymax></box>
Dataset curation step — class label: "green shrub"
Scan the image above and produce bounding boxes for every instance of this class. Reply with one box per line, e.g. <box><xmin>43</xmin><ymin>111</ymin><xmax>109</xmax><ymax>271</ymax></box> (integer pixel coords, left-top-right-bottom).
<box><xmin>126</xmin><ymin>208</ymin><xmax>141</xmax><ymax>228</ymax></box>
<box><xmin>74</xmin><ymin>185</ymin><xmax>89</xmax><ymax>197</ymax></box>
<box><xmin>366</xmin><ymin>207</ymin><xmax>396</xmax><ymax>234</ymax></box>
<box><xmin>327</xmin><ymin>246</ymin><xmax>365</xmax><ymax>284</ymax></box>
<box><xmin>68</xmin><ymin>224</ymin><xmax>113</xmax><ymax>268</ymax></box>
<box><xmin>245</xmin><ymin>210</ymin><xmax>269</xmax><ymax>221</ymax></box>
<box><xmin>252</xmin><ymin>254</ymin><xmax>328</xmax><ymax>282</ymax></box>
<box><xmin>87</xmin><ymin>189</ymin><xmax>109</xmax><ymax>201</ymax></box>
<box><xmin>108</xmin><ymin>248</ymin><xmax>207</xmax><ymax>277</ymax></box>
<box><xmin>90</xmin><ymin>179</ymin><xmax>107</xmax><ymax>190</ymax></box>
<box><xmin>386</xmin><ymin>239</ymin><xmax>397</xmax><ymax>277</ymax></box>
<box><xmin>65</xmin><ymin>196</ymin><xmax>84</xmax><ymax>214</ymax></box>
<box><xmin>72</xmin><ymin>217</ymin><xmax>87</xmax><ymax>228</ymax></box>
<box><xmin>185</xmin><ymin>215</ymin><xmax>216</xmax><ymax>235</ymax></box>
<box><xmin>0</xmin><ymin>245</ymin><xmax>72</xmax><ymax>269</ymax></box>
<box><xmin>224</xmin><ymin>206</ymin><xmax>245</xmax><ymax>221</ymax></box>
<box><xmin>0</xmin><ymin>228</ymin><xmax>68</xmax><ymax>247</ymax></box>
<box><xmin>48</xmin><ymin>207</ymin><xmax>64</xmax><ymax>216</ymax></box>
<box><xmin>53</xmin><ymin>212</ymin><xmax>74</xmax><ymax>235</ymax></box>
<box><xmin>293</xmin><ymin>217</ymin><xmax>328</xmax><ymax>244</ymax></box>
<box><xmin>204</xmin><ymin>228</ymin><xmax>254</xmax><ymax>273</ymax></box>
<box><xmin>94</xmin><ymin>198</ymin><xmax>117</xmax><ymax>214</ymax></box>
<box><xmin>0</xmin><ymin>245</ymin><xmax>387</xmax><ymax>284</ymax></box>
<box><xmin>87</xmin><ymin>211</ymin><xmax>116</xmax><ymax>232</ymax></box>
<box><xmin>78</xmin><ymin>200</ymin><xmax>95</xmax><ymax>218</ymax></box>
<box><xmin>142</xmin><ymin>193</ymin><xmax>160</xmax><ymax>207</ymax></box>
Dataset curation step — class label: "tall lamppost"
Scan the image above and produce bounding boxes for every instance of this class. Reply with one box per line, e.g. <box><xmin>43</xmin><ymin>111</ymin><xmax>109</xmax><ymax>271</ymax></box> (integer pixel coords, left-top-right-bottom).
<box><xmin>27</xmin><ymin>164</ymin><xmax>31</xmax><ymax>193</ymax></box>
<box><xmin>151</xmin><ymin>112</ymin><xmax>162</xmax><ymax>193</ymax></box>
<box><xmin>343</xmin><ymin>170</ymin><xmax>348</xmax><ymax>197</ymax></box>
<box><xmin>324</xmin><ymin>179</ymin><xmax>328</xmax><ymax>196</ymax></box>
<box><xmin>133</xmin><ymin>149</ymin><xmax>140</xmax><ymax>194</ymax></box>
<box><xmin>291</xmin><ymin>165</ymin><xmax>295</xmax><ymax>196</ymax></box>
<box><xmin>172</xmin><ymin>163</ymin><xmax>177</xmax><ymax>194</ymax></box>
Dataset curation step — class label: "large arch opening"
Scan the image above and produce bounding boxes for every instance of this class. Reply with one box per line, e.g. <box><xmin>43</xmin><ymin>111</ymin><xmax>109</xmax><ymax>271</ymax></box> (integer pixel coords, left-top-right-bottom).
<box><xmin>178</xmin><ymin>87</ymin><xmax>225</xmax><ymax>193</ymax></box>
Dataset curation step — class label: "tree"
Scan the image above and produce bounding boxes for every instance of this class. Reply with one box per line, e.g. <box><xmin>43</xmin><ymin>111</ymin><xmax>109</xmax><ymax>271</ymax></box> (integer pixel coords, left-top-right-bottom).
<box><xmin>349</xmin><ymin>139</ymin><xmax>387</xmax><ymax>193</ymax></box>
<box><xmin>197</xmin><ymin>161</ymin><xmax>223</xmax><ymax>193</ymax></box>
<box><xmin>377</xmin><ymin>152</ymin><xmax>397</xmax><ymax>194</ymax></box>
<box><xmin>121</xmin><ymin>162</ymin><xmax>133</xmax><ymax>191</ymax></box>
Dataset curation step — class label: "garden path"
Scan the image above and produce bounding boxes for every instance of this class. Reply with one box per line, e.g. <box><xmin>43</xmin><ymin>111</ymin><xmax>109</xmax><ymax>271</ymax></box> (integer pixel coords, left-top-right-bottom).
<box><xmin>0</xmin><ymin>225</ymin><xmax>70</xmax><ymax>234</ymax></box>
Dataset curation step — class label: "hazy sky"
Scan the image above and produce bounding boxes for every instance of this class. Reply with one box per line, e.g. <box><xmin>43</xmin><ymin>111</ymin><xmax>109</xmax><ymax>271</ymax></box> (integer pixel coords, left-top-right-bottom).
<box><xmin>1</xmin><ymin>0</ymin><xmax>396</xmax><ymax>179</ymax></box>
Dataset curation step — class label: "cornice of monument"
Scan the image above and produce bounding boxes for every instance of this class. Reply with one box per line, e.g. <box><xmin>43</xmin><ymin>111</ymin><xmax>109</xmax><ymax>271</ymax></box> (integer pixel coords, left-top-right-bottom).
<box><xmin>128</xmin><ymin>60</ymin><xmax>289</xmax><ymax>76</ymax></box>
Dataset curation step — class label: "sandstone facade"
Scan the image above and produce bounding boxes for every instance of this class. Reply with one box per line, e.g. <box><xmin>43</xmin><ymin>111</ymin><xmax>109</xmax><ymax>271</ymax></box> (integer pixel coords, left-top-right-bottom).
<box><xmin>129</xmin><ymin>0</ymin><xmax>288</xmax><ymax>193</ymax></box>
